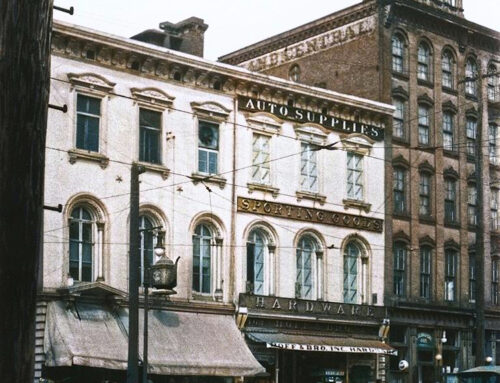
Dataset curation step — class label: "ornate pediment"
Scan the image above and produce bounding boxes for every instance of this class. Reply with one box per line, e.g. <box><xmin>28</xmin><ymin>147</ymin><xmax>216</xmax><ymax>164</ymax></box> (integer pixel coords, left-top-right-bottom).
<box><xmin>247</xmin><ymin>113</ymin><xmax>282</xmax><ymax>134</ymax></box>
<box><xmin>417</xmin><ymin>93</ymin><xmax>434</xmax><ymax>106</ymax></box>
<box><xmin>443</xmin><ymin>166</ymin><xmax>459</xmax><ymax>179</ymax></box>
<box><xmin>418</xmin><ymin>160</ymin><xmax>435</xmax><ymax>174</ymax></box>
<box><xmin>67</xmin><ymin>72</ymin><xmax>115</xmax><ymax>93</ymax></box>
<box><xmin>393</xmin><ymin>154</ymin><xmax>410</xmax><ymax>168</ymax></box>
<box><xmin>393</xmin><ymin>230</ymin><xmax>410</xmax><ymax>243</ymax></box>
<box><xmin>442</xmin><ymin>100</ymin><xmax>458</xmax><ymax>114</ymax></box>
<box><xmin>130</xmin><ymin>87</ymin><xmax>175</xmax><ymax>109</ymax></box>
<box><xmin>419</xmin><ymin>235</ymin><xmax>435</xmax><ymax>247</ymax></box>
<box><xmin>294</xmin><ymin>124</ymin><xmax>328</xmax><ymax>144</ymax></box>
<box><xmin>191</xmin><ymin>101</ymin><xmax>231</xmax><ymax>120</ymax></box>
<box><xmin>444</xmin><ymin>239</ymin><xmax>460</xmax><ymax>250</ymax></box>
<box><xmin>392</xmin><ymin>86</ymin><xmax>409</xmax><ymax>100</ymax></box>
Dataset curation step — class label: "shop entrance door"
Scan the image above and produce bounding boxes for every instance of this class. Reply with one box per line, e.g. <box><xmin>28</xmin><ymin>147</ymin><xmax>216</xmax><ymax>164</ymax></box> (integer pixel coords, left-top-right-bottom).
<box><xmin>418</xmin><ymin>365</ymin><xmax>435</xmax><ymax>383</ymax></box>
<box><xmin>349</xmin><ymin>365</ymin><xmax>371</xmax><ymax>383</ymax></box>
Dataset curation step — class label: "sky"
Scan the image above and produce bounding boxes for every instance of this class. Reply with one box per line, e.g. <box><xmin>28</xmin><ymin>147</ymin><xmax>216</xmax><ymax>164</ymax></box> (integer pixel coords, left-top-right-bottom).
<box><xmin>54</xmin><ymin>0</ymin><xmax>499</xmax><ymax>61</ymax></box>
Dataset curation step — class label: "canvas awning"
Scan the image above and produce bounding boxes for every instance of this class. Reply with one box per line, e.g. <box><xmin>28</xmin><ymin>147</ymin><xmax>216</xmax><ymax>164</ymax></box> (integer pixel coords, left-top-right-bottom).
<box><xmin>247</xmin><ymin>331</ymin><xmax>397</xmax><ymax>356</ymax></box>
<box><xmin>44</xmin><ymin>301</ymin><xmax>129</xmax><ymax>370</ymax></box>
<box><xmin>457</xmin><ymin>366</ymin><xmax>500</xmax><ymax>376</ymax></box>
<box><xmin>44</xmin><ymin>301</ymin><xmax>265</xmax><ymax>377</ymax></box>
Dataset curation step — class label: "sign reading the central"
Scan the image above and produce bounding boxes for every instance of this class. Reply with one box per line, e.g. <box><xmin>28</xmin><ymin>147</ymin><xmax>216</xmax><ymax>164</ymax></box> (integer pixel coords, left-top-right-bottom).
<box><xmin>238</xmin><ymin>96</ymin><xmax>384</xmax><ymax>141</ymax></box>
<box><xmin>237</xmin><ymin>196</ymin><xmax>383</xmax><ymax>233</ymax></box>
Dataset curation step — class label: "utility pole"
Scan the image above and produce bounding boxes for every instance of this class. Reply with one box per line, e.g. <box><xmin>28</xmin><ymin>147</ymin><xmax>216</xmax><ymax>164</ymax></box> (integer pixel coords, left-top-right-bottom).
<box><xmin>0</xmin><ymin>1</ymin><xmax>53</xmax><ymax>382</ymax></box>
<box><xmin>127</xmin><ymin>163</ymin><xmax>144</xmax><ymax>383</ymax></box>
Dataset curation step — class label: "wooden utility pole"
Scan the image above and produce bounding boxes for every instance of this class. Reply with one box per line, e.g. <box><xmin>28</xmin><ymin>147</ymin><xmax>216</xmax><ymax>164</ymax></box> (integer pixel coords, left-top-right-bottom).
<box><xmin>0</xmin><ymin>1</ymin><xmax>53</xmax><ymax>382</ymax></box>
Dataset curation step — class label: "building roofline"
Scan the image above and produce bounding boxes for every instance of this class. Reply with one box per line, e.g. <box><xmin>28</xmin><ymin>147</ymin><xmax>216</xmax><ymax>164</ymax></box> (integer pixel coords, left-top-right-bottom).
<box><xmin>52</xmin><ymin>19</ymin><xmax>394</xmax><ymax>116</ymax></box>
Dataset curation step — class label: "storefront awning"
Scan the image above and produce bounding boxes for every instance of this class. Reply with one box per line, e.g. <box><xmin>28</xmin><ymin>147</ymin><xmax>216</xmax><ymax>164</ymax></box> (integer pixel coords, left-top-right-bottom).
<box><xmin>44</xmin><ymin>301</ymin><xmax>265</xmax><ymax>377</ymax></box>
<box><xmin>44</xmin><ymin>301</ymin><xmax>129</xmax><ymax>370</ymax></box>
<box><xmin>136</xmin><ymin>308</ymin><xmax>265</xmax><ymax>376</ymax></box>
<box><xmin>247</xmin><ymin>331</ymin><xmax>397</xmax><ymax>356</ymax></box>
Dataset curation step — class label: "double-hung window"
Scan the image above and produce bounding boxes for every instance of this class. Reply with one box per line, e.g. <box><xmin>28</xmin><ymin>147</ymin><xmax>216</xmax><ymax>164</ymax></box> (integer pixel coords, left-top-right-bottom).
<box><xmin>489</xmin><ymin>124</ymin><xmax>498</xmax><ymax>165</ymax></box>
<box><xmin>300</xmin><ymin>142</ymin><xmax>318</xmax><ymax>193</ymax></box>
<box><xmin>247</xmin><ymin>230</ymin><xmax>266</xmax><ymax>295</ymax></box>
<box><xmin>417</xmin><ymin>43</ymin><xmax>430</xmax><ymax>81</ymax></box>
<box><xmin>419</xmin><ymin>173</ymin><xmax>431</xmax><ymax>216</ymax></box>
<box><xmin>445</xmin><ymin>249</ymin><xmax>458</xmax><ymax>302</ymax></box>
<box><xmin>198</xmin><ymin>121</ymin><xmax>219</xmax><ymax>174</ymax></box>
<box><xmin>418</xmin><ymin>105</ymin><xmax>430</xmax><ymax>145</ymax></box>
<box><xmin>69</xmin><ymin>207</ymin><xmax>94</xmax><ymax>282</ymax></box>
<box><xmin>393</xmin><ymin>99</ymin><xmax>405</xmax><ymax>139</ymax></box>
<box><xmin>493</xmin><ymin>259</ymin><xmax>499</xmax><ymax>305</ymax></box>
<box><xmin>139</xmin><ymin>108</ymin><xmax>161</xmax><ymax>164</ymax></box>
<box><xmin>444</xmin><ymin>178</ymin><xmax>457</xmax><ymax>223</ymax></box>
<box><xmin>296</xmin><ymin>236</ymin><xmax>318</xmax><ymax>300</ymax></box>
<box><xmin>487</xmin><ymin>65</ymin><xmax>498</xmax><ymax>102</ymax></box>
<box><xmin>76</xmin><ymin>94</ymin><xmax>100</xmax><ymax>152</ymax></box>
<box><xmin>393</xmin><ymin>242</ymin><xmax>406</xmax><ymax>297</ymax></box>
<box><xmin>192</xmin><ymin>224</ymin><xmax>212</xmax><ymax>294</ymax></box>
<box><xmin>420</xmin><ymin>246</ymin><xmax>432</xmax><ymax>299</ymax></box>
<box><xmin>252</xmin><ymin>134</ymin><xmax>271</xmax><ymax>184</ymax></box>
<box><xmin>469</xmin><ymin>253</ymin><xmax>476</xmax><ymax>302</ymax></box>
<box><xmin>393</xmin><ymin>168</ymin><xmax>406</xmax><ymax>214</ymax></box>
<box><xmin>442</xmin><ymin>51</ymin><xmax>454</xmax><ymax>89</ymax></box>
<box><xmin>468</xmin><ymin>185</ymin><xmax>478</xmax><ymax>226</ymax></box>
<box><xmin>347</xmin><ymin>152</ymin><xmax>363</xmax><ymax>200</ymax></box>
<box><xmin>442</xmin><ymin>112</ymin><xmax>454</xmax><ymax>151</ymax></box>
<box><xmin>466</xmin><ymin>118</ymin><xmax>477</xmax><ymax>157</ymax></box>
<box><xmin>392</xmin><ymin>35</ymin><xmax>405</xmax><ymax>73</ymax></box>
<box><xmin>139</xmin><ymin>215</ymin><xmax>155</xmax><ymax>285</ymax></box>
<box><xmin>465</xmin><ymin>59</ymin><xmax>478</xmax><ymax>96</ymax></box>
<box><xmin>343</xmin><ymin>242</ymin><xmax>361</xmax><ymax>303</ymax></box>
<box><xmin>491</xmin><ymin>189</ymin><xmax>499</xmax><ymax>231</ymax></box>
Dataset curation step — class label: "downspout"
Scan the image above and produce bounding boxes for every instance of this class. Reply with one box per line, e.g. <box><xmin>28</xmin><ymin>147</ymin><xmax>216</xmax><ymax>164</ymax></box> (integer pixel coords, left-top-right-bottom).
<box><xmin>229</xmin><ymin>96</ymin><xmax>238</xmax><ymax>301</ymax></box>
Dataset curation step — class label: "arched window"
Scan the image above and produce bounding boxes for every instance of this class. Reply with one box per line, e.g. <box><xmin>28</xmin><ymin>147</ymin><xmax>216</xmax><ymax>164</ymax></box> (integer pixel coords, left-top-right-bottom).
<box><xmin>247</xmin><ymin>229</ymin><xmax>266</xmax><ymax>295</ymax></box>
<box><xmin>392</xmin><ymin>34</ymin><xmax>406</xmax><ymax>74</ymax></box>
<box><xmin>442</xmin><ymin>50</ymin><xmax>455</xmax><ymax>89</ymax></box>
<box><xmin>343</xmin><ymin>242</ymin><xmax>360</xmax><ymax>303</ymax></box>
<box><xmin>296</xmin><ymin>235</ymin><xmax>318</xmax><ymax>299</ymax></box>
<box><xmin>488</xmin><ymin>64</ymin><xmax>498</xmax><ymax>102</ymax></box>
<box><xmin>69</xmin><ymin>206</ymin><xmax>94</xmax><ymax>282</ymax></box>
<box><xmin>139</xmin><ymin>215</ymin><xmax>156</xmax><ymax>286</ymax></box>
<box><xmin>417</xmin><ymin>42</ymin><xmax>431</xmax><ymax>81</ymax></box>
<box><xmin>192</xmin><ymin>224</ymin><xmax>212</xmax><ymax>294</ymax></box>
<box><xmin>465</xmin><ymin>58</ymin><xmax>478</xmax><ymax>96</ymax></box>
<box><xmin>289</xmin><ymin>64</ymin><xmax>301</xmax><ymax>82</ymax></box>
<box><xmin>393</xmin><ymin>241</ymin><xmax>407</xmax><ymax>297</ymax></box>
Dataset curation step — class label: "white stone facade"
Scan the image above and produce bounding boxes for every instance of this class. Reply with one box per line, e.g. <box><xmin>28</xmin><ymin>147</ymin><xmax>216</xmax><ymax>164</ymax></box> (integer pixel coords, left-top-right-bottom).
<box><xmin>43</xmin><ymin>21</ymin><xmax>393</xmax><ymax>308</ymax></box>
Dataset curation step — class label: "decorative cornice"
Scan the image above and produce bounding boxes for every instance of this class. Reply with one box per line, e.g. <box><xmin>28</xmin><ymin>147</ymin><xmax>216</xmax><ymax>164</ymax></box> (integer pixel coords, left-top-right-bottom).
<box><xmin>67</xmin><ymin>72</ymin><xmax>115</xmax><ymax>93</ymax></box>
<box><xmin>393</xmin><ymin>230</ymin><xmax>410</xmax><ymax>243</ymax></box>
<box><xmin>444</xmin><ymin>238</ymin><xmax>460</xmax><ymax>250</ymax></box>
<box><xmin>418</xmin><ymin>160</ymin><xmax>435</xmax><ymax>174</ymax></box>
<box><xmin>419</xmin><ymin>235</ymin><xmax>435</xmax><ymax>247</ymax></box>
<box><xmin>442</xmin><ymin>100</ymin><xmax>458</xmax><ymax>114</ymax></box>
<box><xmin>130</xmin><ymin>87</ymin><xmax>175</xmax><ymax>109</ymax></box>
<box><xmin>392</xmin><ymin>154</ymin><xmax>410</xmax><ymax>168</ymax></box>
<box><xmin>443</xmin><ymin>166</ymin><xmax>459</xmax><ymax>179</ymax></box>
<box><xmin>417</xmin><ymin>93</ymin><xmax>434</xmax><ymax>106</ymax></box>
<box><xmin>392</xmin><ymin>86</ymin><xmax>409</xmax><ymax>100</ymax></box>
<box><xmin>191</xmin><ymin>101</ymin><xmax>231</xmax><ymax>121</ymax></box>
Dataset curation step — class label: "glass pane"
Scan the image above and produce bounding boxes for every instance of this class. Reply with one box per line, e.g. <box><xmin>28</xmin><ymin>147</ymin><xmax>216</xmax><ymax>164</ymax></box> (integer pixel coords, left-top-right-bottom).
<box><xmin>208</xmin><ymin>152</ymin><xmax>218</xmax><ymax>174</ymax></box>
<box><xmin>77</xmin><ymin>94</ymin><xmax>100</xmax><ymax>115</ymax></box>
<box><xmin>69</xmin><ymin>261</ymin><xmax>79</xmax><ymax>280</ymax></box>
<box><xmin>82</xmin><ymin>242</ymin><xmax>92</xmax><ymax>263</ymax></box>
<box><xmin>198</xmin><ymin>149</ymin><xmax>208</xmax><ymax>173</ymax></box>
<box><xmin>76</xmin><ymin>115</ymin><xmax>99</xmax><ymax>152</ymax></box>
<box><xmin>81</xmin><ymin>261</ymin><xmax>92</xmax><ymax>282</ymax></box>
<box><xmin>69</xmin><ymin>240</ymin><xmax>79</xmax><ymax>261</ymax></box>
<box><xmin>82</xmin><ymin>222</ymin><xmax>92</xmax><ymax>243</ymax></box>
<box><xmin>199</xmin><ymin>121</ymin><xmax>219</xmax><ymax>149</ymax></box>
<box><xmin>140</xmin><ymin>109</ymin><xmax>161</xmax><ymax>128</ymax></box>
<box><xmin>192</xmin><ymin>237</ymin><xmax>200</xmax><ymax>292</ymax></box>
<box><xmin>140</xmin><ymin>127</ymin><xmax>160</xmax><ymax>163</ymax></box>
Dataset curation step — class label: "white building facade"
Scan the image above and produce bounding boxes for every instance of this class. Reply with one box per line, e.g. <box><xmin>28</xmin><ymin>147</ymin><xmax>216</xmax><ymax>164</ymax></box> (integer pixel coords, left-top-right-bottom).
<box><xmin>38</xmin><ymin>20</ymin><xmax>394</xmax><ymax>383</ymax></box>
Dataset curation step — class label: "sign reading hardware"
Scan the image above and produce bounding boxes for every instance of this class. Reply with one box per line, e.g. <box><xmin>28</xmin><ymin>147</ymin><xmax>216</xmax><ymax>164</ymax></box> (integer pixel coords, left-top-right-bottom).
<box><xmin>237</xmin><ymin>197</ymin><xmax>383</xmax><ymax>233</ymax></box>
<box><xmin>241</xmin><ymin>293</ymin><xmax>385</xmax><ymax>321</ymax></box>
<box><xmin>239</xmin><ymin>96</ymin><xmax>384</xmax><ymax>141</ymax></box>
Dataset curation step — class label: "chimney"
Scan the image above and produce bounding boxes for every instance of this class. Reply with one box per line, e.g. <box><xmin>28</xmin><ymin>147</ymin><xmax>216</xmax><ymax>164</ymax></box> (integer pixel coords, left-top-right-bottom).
<box><xmin>131</xmin><ymin>17</ymin><xmax>208</xmax><ymax>57</ymax></box>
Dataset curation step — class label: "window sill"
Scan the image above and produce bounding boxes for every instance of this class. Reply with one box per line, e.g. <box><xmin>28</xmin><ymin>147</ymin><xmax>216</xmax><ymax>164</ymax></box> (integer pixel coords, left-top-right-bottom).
<box><xmin>417</xmin><ymin>145</ymin><xmax>435</xmax><ymax>153</ymax></box>
<box><xmin>296</xmin><ymin>191</ymin><xmax>326</xmax><ymax>205</ymax></box>
<box><xmin>247</xmin><ymin>182</ymin><xmax>280</xmax><ymax>198</ymax></box>
<box><xmin>190</xmin><ymin>172</ymin><xmax>227</xmax><ymax>189</ymax></box>
<box><xmin>191</xmin><ymin>292</ymin><xmax>223</xmax><ymax>302</ymax></box>
<box><xmin>417</xmin><ymin>78</ymin><xmax>434</xmax><ymax>88</ymax></box>
<box><xmin>444</xmin><ymin>221</ymin><xmax>461</xmax><ymax>229</ymax></box>
<box><xmin>442</xmin><ymin>86</ymin><xmax>458</xmax><ymax>96</ymax></box>
<box><xmin>465</xmin><ymin>93</ymin><xmax>479</xmax><ymax>102</ymax></box>
<box><xmin>392</xmin><ymin>137</ymin><xmax>410</xmax><ymax>147</ymax></box>
<box><xmin>136</xmin><ymin>161</ymin><xmax>170</xmax><ymax>179</ymax></box>
<box><xmin>68</xmin><ymin>149</ymin><xmax>109</xmax><ymax>169</ymax></box>
<box><xmin>342</xmin><ymin>199</ymin><xmax>371</xmax><ymax>213</ymax></box>
<box><xmin>443</xmin><ymin>149</ymin><xmax>459</xmax><ymax>159</ymax></box>
<box><xmin>392</xmin><ymin>71</ymin><xmax>409</xmax><ymax>81</ymax></box>
<box><xmin>393</xmin><ymin>212</ymin><xmax>410</xmax><ymax>221</ymax></box>
<box><xmin>419</xmin><ymin>215</ymin><xmax>435</xmax><ymax>225</ymax></box>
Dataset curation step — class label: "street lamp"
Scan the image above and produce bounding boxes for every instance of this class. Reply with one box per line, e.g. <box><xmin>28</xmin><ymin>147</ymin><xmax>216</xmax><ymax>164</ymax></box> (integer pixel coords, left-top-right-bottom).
<box><xmin>142</xmin><ymin>229</ymin><xmax>179</xmax><ymax>383</ymax></box>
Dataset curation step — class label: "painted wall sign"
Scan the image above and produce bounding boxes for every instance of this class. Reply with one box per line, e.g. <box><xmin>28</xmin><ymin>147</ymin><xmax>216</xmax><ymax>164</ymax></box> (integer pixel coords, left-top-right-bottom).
<box><xmin>239</xmin><ymin>96</ymin><xmax>384</xmax><ymax>141</ymax></box>
<box><xmin>240</xmin><ymin>15</ymin><xmax>376</xmax><ymax>72</ymax></box>
<box><xmin>237</xmin><ymin>196</ymin><xmax>383</xmax><ymax>233</ymax></box>
<box><xmin>240</xmin><ymin>293</ymin><xmax>386</xmax><ymax>321</ymax></box>
<box><xmin>267</xmin><ymin>342</ymin><xmax>398</xmax><ymax>355</ymax></box>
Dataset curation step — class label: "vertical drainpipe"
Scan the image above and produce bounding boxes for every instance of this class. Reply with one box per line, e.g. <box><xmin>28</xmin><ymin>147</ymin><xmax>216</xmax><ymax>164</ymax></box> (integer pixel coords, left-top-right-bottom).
<box><xmin>229</xmin><ymin>96</ymin><xmax>238</xmax><ymax>302</ymax></box>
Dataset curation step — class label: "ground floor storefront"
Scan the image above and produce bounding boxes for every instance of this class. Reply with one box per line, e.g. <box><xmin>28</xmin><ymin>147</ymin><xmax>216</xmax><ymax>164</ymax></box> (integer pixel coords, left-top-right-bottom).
<box><xmin>238</xmin><ymin>293</ymin><xmax>396</xmax><ymax>383</ymax></box>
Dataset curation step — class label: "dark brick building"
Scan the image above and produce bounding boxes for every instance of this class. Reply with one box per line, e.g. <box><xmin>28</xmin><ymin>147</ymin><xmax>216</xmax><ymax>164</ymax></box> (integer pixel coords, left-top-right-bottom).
<box><xmin>221</xmin><ymin>1</ymin><xmax>500</xmax><ymax>382</ymax></box>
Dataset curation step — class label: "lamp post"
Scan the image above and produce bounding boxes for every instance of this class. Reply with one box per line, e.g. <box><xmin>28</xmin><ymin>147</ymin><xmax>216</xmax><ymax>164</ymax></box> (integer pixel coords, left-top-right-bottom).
<box><xmin>142</xmin><ymin>229</ymin><xmax>179</xmax><ymax>383</ymax></box>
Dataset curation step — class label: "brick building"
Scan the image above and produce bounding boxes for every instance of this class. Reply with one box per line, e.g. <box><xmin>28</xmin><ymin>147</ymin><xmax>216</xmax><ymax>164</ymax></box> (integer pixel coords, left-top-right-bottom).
<box><xmin>220</xmin><ymin>0</ymin><xmax>500</xmax><ymax>382</ymax></box>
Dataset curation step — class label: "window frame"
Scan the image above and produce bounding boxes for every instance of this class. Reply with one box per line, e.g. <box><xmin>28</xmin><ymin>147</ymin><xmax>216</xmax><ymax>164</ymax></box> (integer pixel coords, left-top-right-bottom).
<box><xmin>487</xmin><ymin>64</ymin><xmax>498</xmax><ymax>102</ymax></box>
<box><xmin>444</xmin><ymin>178</ymin><xmax>458</xmax><ymax>224</ymax></box>
<box><xmin>192</xmin><ymin>223</ymin><xmax>213</xmax><ymax>294</ymax></box>
<box><xmin>418</xmin><ymin>105</ymin><xmax>431</xmax><ymax>146</ymax></box>
<box><xmin>493</xmin><ymin>259</ymin><xmax>499</xmax><ymax>305</ymax></box>
<box><xmin>69</xmin><ymin>206</ymin><xmax>95</xmax><ymax>282</ymax></box>
<box><xmin>300</xmin><ymin>141</ymin><xmax>319</xmax><ymax>193</ymax></box>
<box><xmin>75</xmin><ymin>93</ymin><xmax>101</xmax><ymax>153</ymax></box>
<box><xmin>393</xmin><ymin>241</ymin><xmax>407</xmax><ymax>297</ymax></box>
<box><xmin>393</xmin><ymin>167</ymin><xmax>407</xmax><ymax>215</ymax></box>
<box><xmin>346</xmin><ymin>152</ymin><xmax>364</xmax><ymax>201</ymax></box>
<box><xmin>419</xmin><ymin>172</ymin><xmax>432</xmax><ymax>217</ymax></box>
<box><xmin>296</xmin><ymin>235</ymin><xmax>320</xmax><ymax>300</ymax></box>
<box><xmin>139</xmin><ymin>107</ymin><xmax>162</xmax><ymax>165</ymax></box>
<box><xmin>247</xmin><ymin>229</ymin><xmax>269</xmax><ymax>295</ymax></box>
<box><xmin>343</xmin><ymin>241</ymin><xmax>365</xmax><ymax>304</ymax></box>
<box><xmin>420</xmin><ymin>246</ymin><xmax>432</xmax><ymax>299</ymax></box>
<box><xmin>467</xmin><ymin>184</ymin><xmax>478</xmax><ymax>226</ymax></box>
<box><xmin>466</xmin><ymin>117</ymin><xmax>478</xmax><ymax>158</ymax></box>
<box><xmin>489</xmin><ymin>124</ymin><xmax>498</xmax><ymax>165</ymax></box>
<box><xmin>469</xmin><ymin>252</ymin><xmax>476</xmax><ymax>303</ymax></box>
<box><xmin>491</xmin><ymin>188</ymin><xmax>499</xmax><ymax>231</ymax></box>
<box><xmin>393</xmin><ymin>98</ymin><xmax>406</xmax><ymax>140</ymax></box>
<box><xmin>197</xmin><ymin>119</ymin><xmax>220</xmax><ymax>175</ymax></box>
<box><xmin>442</xmin><ymin>111</ymin><xmax>455</xmax><ymax>152</ymax></box>
<box><xmin>465</xmin><ymin>58</ymin><xmax>478</xmax><ymax>97</ymax></box>
<box><xmin>444</xmin><ymin>249</ymin><xmax>458</xmax><ymax>302</ymax></box>
<box><xmin>391</xmin><ymin>33</ymin><xmax>406</xmax><ymax>75</ymax></box>
<box><xmin>251</xmin><ymin>133</ymin><xmax>271</xmax><ymax>185</ymax></box>
<box><xmin>417</xmin><ymin>42</ymin><xmax>431</xmax><ymax>82</ymax></box>
<box><xmin>441</xmin><ymin>50</ymin><xmax>455</xmax><ymax>89</ymax></box>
